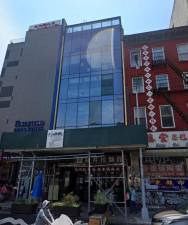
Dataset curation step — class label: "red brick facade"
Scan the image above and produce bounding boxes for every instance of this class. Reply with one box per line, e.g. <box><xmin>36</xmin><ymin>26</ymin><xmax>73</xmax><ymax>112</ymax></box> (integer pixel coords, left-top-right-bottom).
<box><xmin>124</xmin><ymin>26</ymin><xmax>188</xmax><ymax>133</ymax></box>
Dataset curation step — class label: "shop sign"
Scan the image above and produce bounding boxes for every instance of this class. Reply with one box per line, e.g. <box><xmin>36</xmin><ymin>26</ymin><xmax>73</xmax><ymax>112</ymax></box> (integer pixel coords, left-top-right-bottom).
<box><xmin>148</xmin><ymin>131</ymin><xmax>188</xmax><ymax>148</ymax></box>
<box><xmin>145</xmin><ymin>178</ymin><xmax>188</xmax><ymax>191</ymax></box>
<box><xmin>144</xmin><ymin>164</ymin><xmax>185</xmax><ymax>177</ymax></box>
<box><xmin>46</xmin><ymin>129</ymin><xmax>64</xmax><ymax>148</ymax></box>
<box><xmin>14</xmin><ymin>120</ymin><xmax>45</xmax><ymax>132</ymax></box>
<box><xmin>29</xmin><ymin>20</ymin><xmax>62</xmax><ymax>30</ymax></box>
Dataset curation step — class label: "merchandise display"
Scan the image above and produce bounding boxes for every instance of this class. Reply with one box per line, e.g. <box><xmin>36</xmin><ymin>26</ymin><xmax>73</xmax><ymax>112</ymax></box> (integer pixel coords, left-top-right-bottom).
<box><xmin>144</xmin><ymin>157</ymin><xmax>188</xmax><ymax>208</ymax></box>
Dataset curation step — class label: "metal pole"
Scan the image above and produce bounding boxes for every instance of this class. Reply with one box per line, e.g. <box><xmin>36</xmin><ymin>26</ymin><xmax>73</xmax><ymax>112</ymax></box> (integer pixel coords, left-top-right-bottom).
<box><xmin>28</xmin><ymin>157</ymin><xmax>35</xmax><ymax>199</ymax></box>
<box><xmin>16</xmin><ymin>156</ymin><xmax>23</xmax><ymax>199</ymax></box>
<box><xmin>121</xmin><ymin>150</ymin><xmax>127</xmax><ymax>218</ymax></box>
<box><xmin>139</xmin><ymin>147</ymin><xmax>149</xmax><ymax>220</ymax></box>
<box><xmin>135</xmin><ymin>91</ymin><xmax>140</xmax><ymax>125</ymax></box>
<box><xmin>88</xmin><ymin>151</ymin><xmax>91</xmax><ymax>214</ymax></box>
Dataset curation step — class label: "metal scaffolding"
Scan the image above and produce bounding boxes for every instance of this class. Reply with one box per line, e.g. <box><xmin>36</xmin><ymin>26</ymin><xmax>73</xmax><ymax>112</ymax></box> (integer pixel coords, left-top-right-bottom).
<box><xmin>88</xmin><ymin>150</ymin><xmax>128</xmax><ymax>218</ymax></box>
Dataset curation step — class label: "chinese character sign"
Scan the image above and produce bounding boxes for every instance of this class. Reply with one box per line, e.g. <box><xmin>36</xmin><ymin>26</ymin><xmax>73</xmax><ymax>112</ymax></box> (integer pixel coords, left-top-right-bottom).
<box><xmin>148</xmin><ymin>131</ymin><xmax>188</xmax><ymax>148</ymax></box>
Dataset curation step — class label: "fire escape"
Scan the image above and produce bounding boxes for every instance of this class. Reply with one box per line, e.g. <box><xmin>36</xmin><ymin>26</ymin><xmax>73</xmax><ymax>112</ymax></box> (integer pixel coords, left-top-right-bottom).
<box><xmin>152</xmin><ymin>57</ymin><xmax>188</xmax><ymax>125</ymax></box>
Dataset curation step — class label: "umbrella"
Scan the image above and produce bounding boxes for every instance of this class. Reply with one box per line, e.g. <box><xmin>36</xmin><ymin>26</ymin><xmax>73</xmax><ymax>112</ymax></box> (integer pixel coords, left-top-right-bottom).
<box><xmin>31</xmin><ymin>171</ymin><xmax>43</xmax><ymax>199</ymax></box>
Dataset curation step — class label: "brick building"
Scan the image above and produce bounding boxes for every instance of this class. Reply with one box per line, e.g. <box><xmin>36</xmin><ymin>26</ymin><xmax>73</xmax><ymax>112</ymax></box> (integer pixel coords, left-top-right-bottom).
<box><xmin>124</xmin><ymin>25</ymin><xmax>188</xmax><ymax>208</ymax></box>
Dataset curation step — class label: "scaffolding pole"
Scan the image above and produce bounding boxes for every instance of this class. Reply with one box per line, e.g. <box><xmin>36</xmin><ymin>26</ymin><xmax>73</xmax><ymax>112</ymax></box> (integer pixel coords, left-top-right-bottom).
<box><xmin>16</xmin><ymin>156</ymin><xmax>23</xmax><ymax>199</ymax></box>
<box><xmin>88</xmin><ymin>151</ymin><xmax>91</xmax><ymax>214</ymax></box>
<box><xmin>28</xmin><ymin>157</ymin><xmax>35</xmax><ymax>199</ymax></box>
<box><xmin>121</xmin><ymin>150</ymin><xmax>127</xmax><ymax>218</ymax></box>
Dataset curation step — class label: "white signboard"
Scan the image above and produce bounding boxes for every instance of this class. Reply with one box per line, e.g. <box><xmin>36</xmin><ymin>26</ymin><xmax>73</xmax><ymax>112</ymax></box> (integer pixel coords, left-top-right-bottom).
<box><xmin>29</xmin><ymin>20</ymin><xmax>62</xmax><ymax>30</ymax></box>
<box><xmin>46</xmin><ymin>130</ymin><xmax>64</xmax><ymax>148</ymax></box>
<box><xmin>148</xmin><ymin>131</ymin><xmax>188</xmax><ymax>148</ymax></box>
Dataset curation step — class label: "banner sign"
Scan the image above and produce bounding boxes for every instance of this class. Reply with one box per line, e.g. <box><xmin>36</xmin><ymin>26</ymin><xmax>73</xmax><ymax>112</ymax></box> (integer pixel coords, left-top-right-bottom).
<box><xmin>148</xmin><ymin>131</ymin><xmax>188</xmax><ymax>148</ymax></box>
<box><xmin>29</xmin><ymin>20</ymin><xmax>62</xmax><ymax>30</ymax></box>
<box><xmin>46</xmin><ymin>130</ymin><xmax>64</xmax><ymax>148</ymax></box>
<box><xmin>145</xmin><ymin>178</ymin><xmax>188</xmax><ymax>191</ymax></box>
<box><xmin>144</xmin><ymin>164</ymin><xmax>185</xmax><ymax>177</ymax></box>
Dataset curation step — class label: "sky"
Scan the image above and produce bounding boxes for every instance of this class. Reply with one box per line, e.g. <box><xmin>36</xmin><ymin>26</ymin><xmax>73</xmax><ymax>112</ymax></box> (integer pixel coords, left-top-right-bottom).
<box><xmin>0</xmin><ymin>0</ymin><xmax>174</xmax><ymax>70</ymax></box>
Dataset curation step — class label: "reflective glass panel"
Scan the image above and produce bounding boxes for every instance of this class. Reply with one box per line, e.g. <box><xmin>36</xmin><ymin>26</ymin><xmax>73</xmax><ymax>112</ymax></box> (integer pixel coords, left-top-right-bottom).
<box><xmin>83</xmin><ymin>24</ymin><xmax>92</xmax><ymax>31</ymax></box>
<box><xmin>112</xmin><ymin>19</ymin><xmax>120</xmax><ymax>25</ymax></box>
<box><xmin>90</xmin><ymin>75</ymin><xmax>101</xmax><ymax>96</ymax></box>
<box><xmin>102</xmin><ymin>20</ymin><xmax>112</xmax><ymax>28</ymax></box>
<box><xmin>77</xmin><ymin>102</ymin><xmax>89</xmax><ymax>126</ymax></box>
<box><xmin>114</xmin><ymin>72</ymin><xmax>123</xmax><ymax>95</ymax></box>
<box><xmin>80</xmin><ymin>54</ymin><xmax>91</xmax><ymax>73</ymax></box>
<box><xmin>114</xmin><ymin>99</ymin><xmax>124</xmax><ymax>125</ymax></box>
<box><xmin>70</xmin><ymin>55</ymin><xmax>80</xmax><ymax>74</ymax></box>
<box><xmin>79</xmin><ymin>76</ymin><xmax>90</xmax><ymax>97</ymax></box>
<box><xmin>102</xmin><ymin>100</ymin><xmax>114</xmax><ymax>124</ymax></box>
<box><xmin>56</xmin><ymin>103</ymin><xmax>66</xmax><ymax>128</ymax></box>
<box><xmin>59</xmin><ymin>78</ymin><xmax>68</xmax><ymax>100</ymax></box>
<box><xmin>89</xmin><ymin>101</ymin><xmax>101</xmax><ymax>126</ymax></box>
<box><xmin>92</xmin><ymin>22</ymin><xmax>101</xmax><ymax>29</ymax></box>
<box><xmin>73</xmin><ymin>26</ymin><xmax>82</xmax><ymax>32</ymax></box>
<box><xmin>101</xmin><ymin>74</ymin><xmax>114</xmax><ymax>96</ymax></box>
<box><xmin>65</xmin><ymin>103</ymin><xmax>77</xmax><ymax>127</ymax></box>
<box><xmin>68</xmin><ymin>78</ymin><xmax>79</xmax><ymax>98</ymax></box>
<box><xmin>62</xmin><ymin>56</ymin><xmax>70</xmax><ymax>75</ymax></box>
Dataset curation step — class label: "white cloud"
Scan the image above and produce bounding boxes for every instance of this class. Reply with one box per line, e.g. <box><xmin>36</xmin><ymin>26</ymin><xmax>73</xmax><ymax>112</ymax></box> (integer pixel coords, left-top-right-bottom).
<box><xmin>0</xmin><ymin>2</ymin><xmax>22</xmax><ymax>72</ymax></box>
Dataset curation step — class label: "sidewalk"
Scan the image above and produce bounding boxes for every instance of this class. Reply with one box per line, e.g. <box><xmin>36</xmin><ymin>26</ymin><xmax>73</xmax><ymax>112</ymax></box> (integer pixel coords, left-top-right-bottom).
<box><xmin>109</xmin><ymin>213</ymin><xmax>151</xmax><ymax>225</ymax></box>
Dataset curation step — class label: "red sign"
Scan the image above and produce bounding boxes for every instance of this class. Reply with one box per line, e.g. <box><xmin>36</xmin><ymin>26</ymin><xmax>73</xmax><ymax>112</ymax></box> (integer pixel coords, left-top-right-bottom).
<box><xmin>29</xmin><ymin>20</ymin><xmax>62</xmax><ymax>30</ymax></box>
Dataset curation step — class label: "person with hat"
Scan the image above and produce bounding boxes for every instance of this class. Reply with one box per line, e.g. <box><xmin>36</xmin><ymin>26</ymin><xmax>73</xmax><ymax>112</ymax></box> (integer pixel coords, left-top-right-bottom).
<box><xmin>35</xmin><ymin>200</ymin><xmax>55</xmax><ymax>225</ymax></box>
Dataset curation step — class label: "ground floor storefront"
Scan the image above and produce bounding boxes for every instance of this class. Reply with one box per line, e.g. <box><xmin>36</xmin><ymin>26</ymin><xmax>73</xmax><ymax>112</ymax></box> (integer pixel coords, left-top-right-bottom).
<box><xmin>0</xmin><ymin>126</ymin><xmax>148</xmax><ymax>220</ymax></box>
<box><xmin>0</xmin><ymin>150</ymin><xmax>144</xmax><ymax>216</ymax></box>
<box><xmin>144</xmin><ymin>149</ymin><xmax>188</xmax><ymax>210</ymax></box>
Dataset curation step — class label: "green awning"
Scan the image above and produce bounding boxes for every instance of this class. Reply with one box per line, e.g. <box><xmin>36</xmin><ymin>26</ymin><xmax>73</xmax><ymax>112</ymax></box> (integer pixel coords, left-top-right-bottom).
<box><xmin>0</xmin><ymin>125</ymin><xmax>147</xmax><ymax>150</ymax></box>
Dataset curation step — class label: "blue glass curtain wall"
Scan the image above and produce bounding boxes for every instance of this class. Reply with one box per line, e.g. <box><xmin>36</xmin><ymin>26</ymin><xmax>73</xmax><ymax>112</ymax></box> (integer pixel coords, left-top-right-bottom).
<box><xmin>56</xmin><ymin>18</ymin><xmax>124</xmax><ymax>129</ymax></box>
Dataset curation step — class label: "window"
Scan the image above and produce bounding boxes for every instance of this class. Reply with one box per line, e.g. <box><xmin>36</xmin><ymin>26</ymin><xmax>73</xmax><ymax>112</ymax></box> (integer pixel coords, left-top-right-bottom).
<box><xmin>70</xmin><ymin>55</ymin><xmax>80</xmax><ymax>74</ymax></box>
<box><xmin>92</xmin><ymin>22</ymin><xmax>101</xmax><ymax>29</ymax></box>
<box><xmin>101</xmin><ymin>74</ymin><xmax>114</xmax><ymax>96</ymax></box>
<box><xmin>156</xmin><ymin>74</ymin><xmax>169</xmax><ymax>90</ymax></box>
<box><xmin>134</xmin><ymin>107</ymin><xmax>147</xmax><ymax>127</ymax></box>
<box><xmin>77</xmin><ymin>102</ymin><xmax>89</xmax><ymax>126</ymax></box>
<box><xmin>177</xmin><ymin>44</ymin><xmax>188</xmax><ymax>61</ymax></box>
<box><xmin>160</xmin><ymin>105</ymin><xmax>175</xmax><ymax>128</ymax></box>
<box><xmin>83</xmin><ymin>24</ymin><xmax>91</xmax><ymax>31</ymax></box>
<box><xmin>182</xmin><ymin>72</ymin><xmax>188</xmax><ymax>89</ymax></box>
<box><xmin>56</xmin><ymin>103</ymin><xmax>66</xmax><ymax>128</ymax></box>
<box><xmin>59</xmin><ymin>79</ymin><xmax>68</xmax><ymax>101</ymax></box>
<box><xmin>152</xmin><ymin>47</ymin><xmax>165</xmax><ymax>62</ymax></box>
<box><xmin>114</xmin><ymin>72</ymin><xmax>123</xmax><ymax>95</ymax></box>
<box><xmin>65</xmin><ymin>103</ymin><xmax>77</xmax><ymax>127</ymax></box>
<box><xmin>132</xmin><ymin>77</ymin><xmax>144</xmax><ymax>93</ymax></box>
<box><xmin>67</xmin><ymin>78</ymin><xmax>79</xmax><ymax>98</ymax></box>
<box><xmin>114</xmin><ymin>98</ymin><xmax>124</xmax><ymax>125</ymax></box>
<box><xmin>130</xmin><ymin>49</ymin><xmax>142</xmax><ymax>68</ymax></box>
<box><xmin>90</xmin><ymin>75</ymin><xmax>101</xmax><ymax>96</ymax></box>
<box><xmin>112</xmin><ymin>19</ymin><xmax>120</xmax><ymax>25</ymax></box>
<box><xmin>102</xmin><ymin>100</ymin><xmax>114</xmax><ymax>125</ymax></box>
<box><xmin>79</xmin><ymin>77</ymin><xmax>90</xmax><ymax>97</ymax></box>
<box><xmin>102</xmin><ymin>20</ymin><xmax>111</xmax><ymax>28</ymax></box>
<box><xmin>89</xmin><ymin>101</ymin><xmax>101</xmax><ymax>126</ymax></box>
<box><xmin>73</xmin><ymin>26</ymin><xmax>82</xmax><ymax>32</ymax></box>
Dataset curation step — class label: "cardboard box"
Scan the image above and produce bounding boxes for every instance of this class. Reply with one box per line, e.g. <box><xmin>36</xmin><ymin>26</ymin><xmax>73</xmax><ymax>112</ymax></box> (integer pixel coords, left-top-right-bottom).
<box><xmin>89</xmin><ymin>218</ymin><xmax>101</xmax><ymax>225</ymax></box>
<box><xmin>89</xmin><ymin>215</ymin><xmax>106</xmax><ymax>225</ymax></box>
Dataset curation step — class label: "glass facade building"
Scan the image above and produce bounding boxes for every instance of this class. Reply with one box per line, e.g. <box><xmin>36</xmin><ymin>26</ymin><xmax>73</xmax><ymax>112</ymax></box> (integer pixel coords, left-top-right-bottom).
<box><xmin>56</xmin><ymin>17</ymin><xmax>125</xmax><ymax>129</ymax></box>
